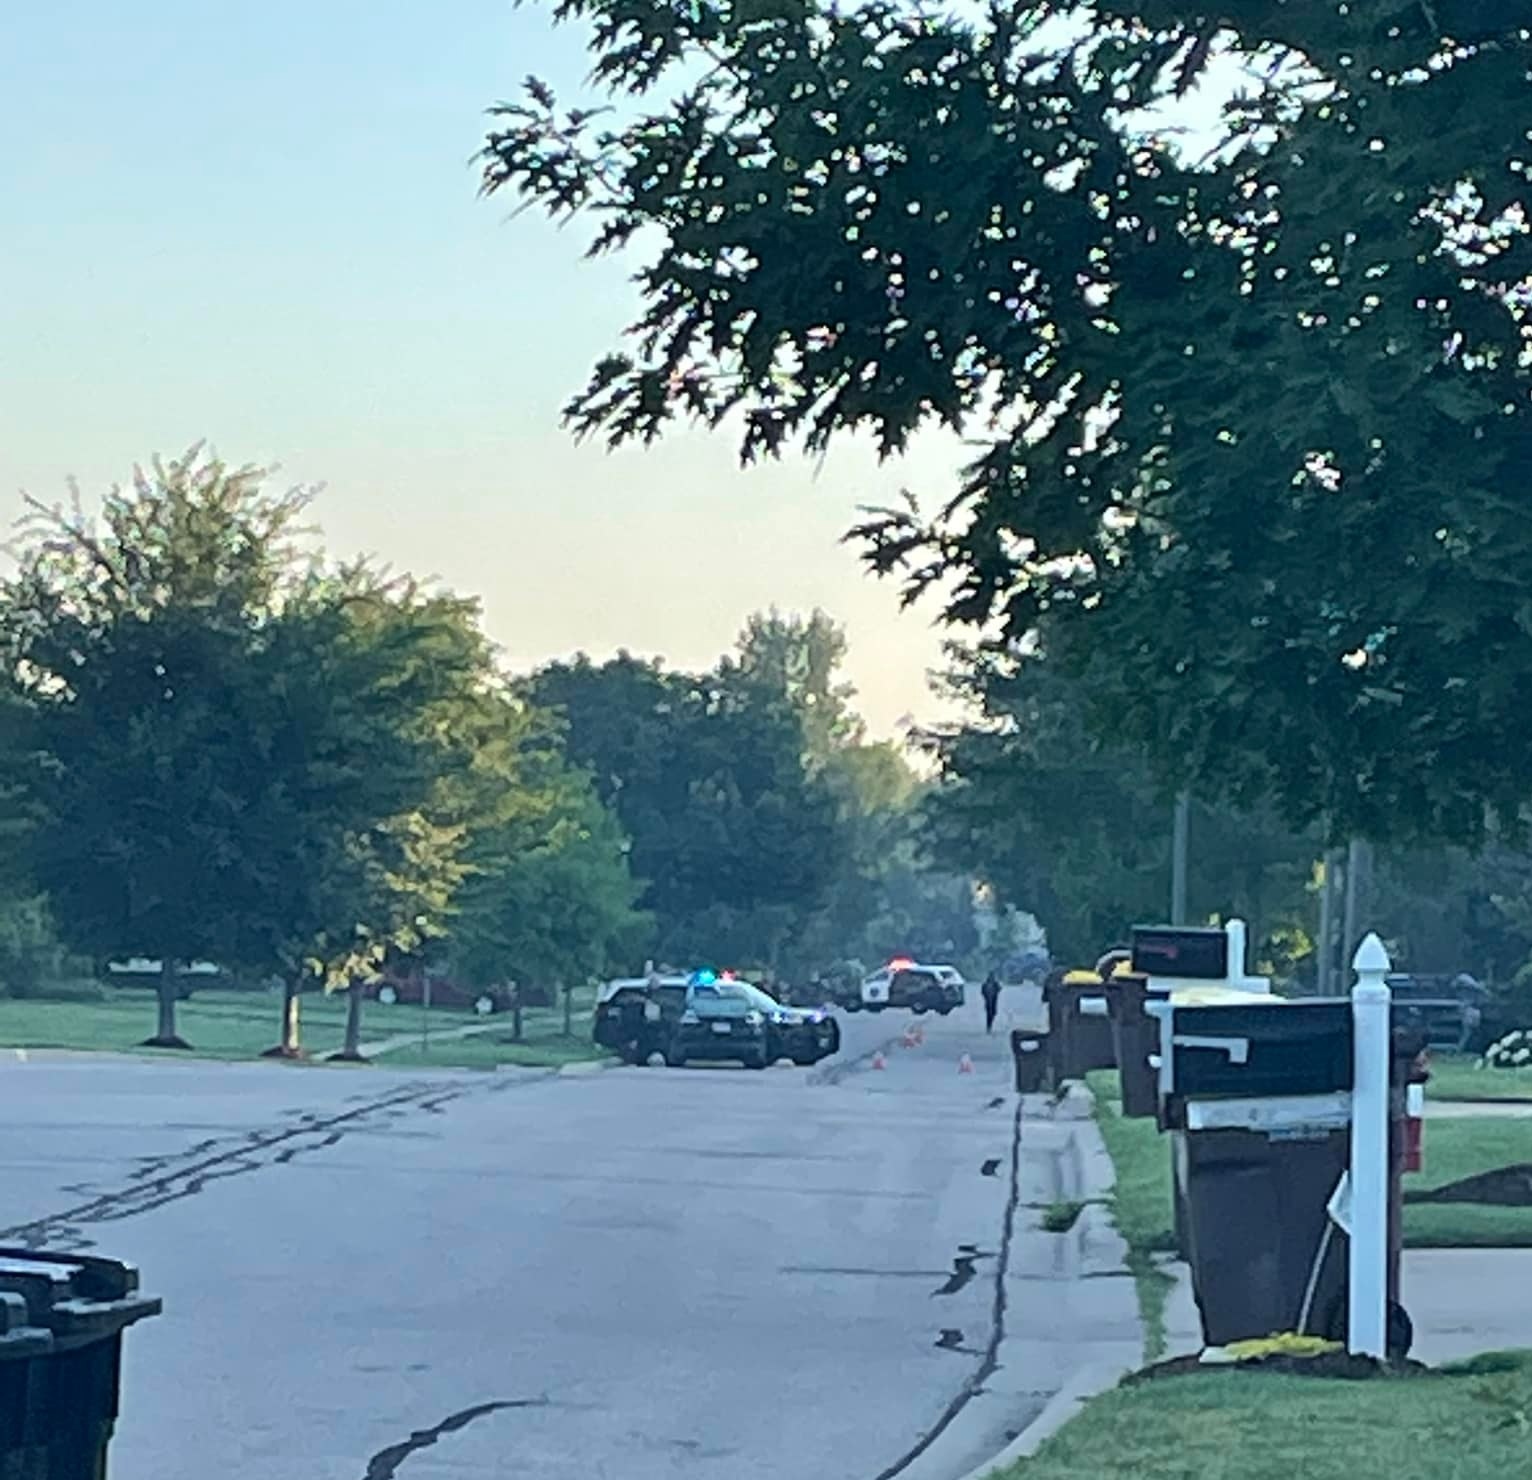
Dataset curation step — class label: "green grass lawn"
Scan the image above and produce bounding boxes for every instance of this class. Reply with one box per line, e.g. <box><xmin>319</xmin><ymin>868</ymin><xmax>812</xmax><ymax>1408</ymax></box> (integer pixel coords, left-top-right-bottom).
<box><xmin>0</xmin><ymin>986</ymin><xmax>598</xmax><ymax>1068</ymax></box>
<box><xmin>1426</xmin><ymin>1054</ymin><xmax>1532</xmax><ymax>1103</ymax></box>
<box><xmin>1404</xmin><ymin>1116</ymin><xmax>1532</xmax><ymax>1249</ymax></box>
<box><xmin>0</xmin><ymin>989</ymin><xmax>351</xmax><ymax>1058</ymax></box>
<box><xmin>382</xmin><ymin>1035</ymin><xmax>605</xmax><ymax>1070</ymax></box>
<box><xmin>1000</xmin><ymin>1350</ymin><xmax>1532</xmax><ymax>1480</ymax></box>
<box><xmin>381</xmin><ymin>997</ymin><xmax>606</xmax><ymax>1071</ymax></box>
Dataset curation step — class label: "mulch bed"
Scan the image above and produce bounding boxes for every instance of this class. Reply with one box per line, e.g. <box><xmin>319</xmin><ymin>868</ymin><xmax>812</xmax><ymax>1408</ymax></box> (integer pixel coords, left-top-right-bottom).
<box><xmin>1125</xmin><ymin>1352</ymin><xmax>1431</xmax><ymax>1385</ymax></box>
<box><xmin>1406</xmin><ymin>1165</ymin><xmax>1532</xmax><ymax>1207</ymax></box>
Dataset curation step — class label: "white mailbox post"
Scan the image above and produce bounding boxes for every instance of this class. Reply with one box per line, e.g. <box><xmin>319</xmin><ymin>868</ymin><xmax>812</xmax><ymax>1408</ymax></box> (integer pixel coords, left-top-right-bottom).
<box><xmin>1349</xmin><ymin>932</ymin><xmax>1393</xmax><ymax>1359</ymax></box>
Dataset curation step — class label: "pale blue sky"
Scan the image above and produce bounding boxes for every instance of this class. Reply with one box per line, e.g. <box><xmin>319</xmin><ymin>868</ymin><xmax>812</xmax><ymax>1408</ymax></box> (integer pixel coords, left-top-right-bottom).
<box><xmin>0</xmin><ymin>0</ymin><xmax>965</xmax><ymax>736</ymax></box>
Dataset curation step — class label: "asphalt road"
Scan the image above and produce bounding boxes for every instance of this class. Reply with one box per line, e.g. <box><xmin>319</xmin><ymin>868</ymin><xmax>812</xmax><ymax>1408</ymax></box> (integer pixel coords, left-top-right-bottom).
<box><xmin>0</xmin><ymin>992</ymin><xmax>1055</xmax><ymax>1480</ymax></box>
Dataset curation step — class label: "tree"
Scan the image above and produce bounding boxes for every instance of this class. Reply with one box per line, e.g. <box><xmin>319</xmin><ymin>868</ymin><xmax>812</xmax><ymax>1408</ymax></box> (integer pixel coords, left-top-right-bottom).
<box><xmin>277</xmin><ymin>578</ymin><xmax>518</xmax><ymax>1061</ymax></box>
<box><xmin>484</xmin><ymin>4</ymin><xmax>1532</xmax><ymax>847</ymax></box>
<box><xmin>445</xmin><ymin>715</ymin><xmax>646</xmax><ymax>1005</ymax></box>
<box><xmin>0</xmin><ymin>452</ymin><xmax>505</xmax><ymax>1053</ymax></box>
<box><xmin>525</xmin><ymin>651</ymin><xmax>842</xmax><ymax>967</ymax></box>
<box><xmin>731</xmin><ymin>608</ymin><xmax>862</xmax><ymax>763</ymax></box>
<box><xmin>921</xmin><ymin>651</ymin><xmax>1315</xmax><ymax>970</ymax></box>
<box><xmin>0</xmin><ymin>451</ymin><xmax>318</xmax><ymax>1045</ymax></box>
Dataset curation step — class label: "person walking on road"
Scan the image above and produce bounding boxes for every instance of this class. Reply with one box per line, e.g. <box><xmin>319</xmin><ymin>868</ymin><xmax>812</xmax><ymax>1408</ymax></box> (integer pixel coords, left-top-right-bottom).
<box><xmin>981</xmin><ymin>972</ymin><xmax>1002</xmax><ymax>1033</ymax></box>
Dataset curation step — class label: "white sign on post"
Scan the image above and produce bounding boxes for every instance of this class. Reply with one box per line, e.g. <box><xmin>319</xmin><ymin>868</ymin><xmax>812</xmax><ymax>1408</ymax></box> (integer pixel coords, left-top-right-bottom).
<box><xmin>1327</xmin><ymin>1170</ymin><xmax>1353</xmax><ymax>1237</ymax></box>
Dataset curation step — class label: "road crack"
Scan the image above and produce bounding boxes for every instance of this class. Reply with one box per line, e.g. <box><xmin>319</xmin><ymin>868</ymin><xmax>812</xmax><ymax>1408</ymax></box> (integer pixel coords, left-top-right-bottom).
<box><xmin>362</xmin><ymin>1398</ymin><xmax>545</xmax><ymax>1479</ymax></box>
<box><xmin>870</xmin><ymin>1095</ymin><xmax>1025</xmax><ymax>1480</ymax></box>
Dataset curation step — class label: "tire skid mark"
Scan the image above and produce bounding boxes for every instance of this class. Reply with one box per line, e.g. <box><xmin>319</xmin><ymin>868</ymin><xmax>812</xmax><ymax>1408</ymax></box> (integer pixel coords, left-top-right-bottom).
<box><xmin>1</xmin><ymin>1075</ymin><xmax>545</xmax><ymax>1252</ymax></box>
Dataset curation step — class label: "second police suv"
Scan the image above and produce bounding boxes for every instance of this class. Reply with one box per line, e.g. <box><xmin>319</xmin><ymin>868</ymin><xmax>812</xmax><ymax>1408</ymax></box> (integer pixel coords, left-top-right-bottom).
<box><xmin>594</xmin><ymin>969</ymin><xmax>841</xmax><ymax>1069</ymax></box>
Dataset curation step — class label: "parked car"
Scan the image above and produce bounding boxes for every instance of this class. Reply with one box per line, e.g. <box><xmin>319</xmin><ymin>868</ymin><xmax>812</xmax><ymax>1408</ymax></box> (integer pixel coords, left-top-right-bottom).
<box><xmin>369</xmin><ymin>970</ymin><xmax>511</xmax><ymax>1015</ymax></box>
<box><xmin>860</xmin><ymin>960</ymin><xmax>964</xmax><ymax>1014</ymax></box>
<box><xmin>104</xmin><ymin>959</ymin><xmax>224</xmax><ymax>1001</ymax></box>
<box><xmin>1385</xmin><ymin>972</ymin><xmax>1489</xmax><ymax>1053</ymax></box>
<box><xmin>592</xmin><ymin>974</ymin><xmax>691</xmax><ymax>1064</ymax></box>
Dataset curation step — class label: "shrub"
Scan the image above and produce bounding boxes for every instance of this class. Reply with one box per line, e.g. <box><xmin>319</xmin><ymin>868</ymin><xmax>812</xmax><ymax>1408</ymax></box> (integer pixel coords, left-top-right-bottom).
<box><xmin>1482</xmin><ymin>1029</ymin><xmax>1532</xmax><ymax>1069</ymax></box>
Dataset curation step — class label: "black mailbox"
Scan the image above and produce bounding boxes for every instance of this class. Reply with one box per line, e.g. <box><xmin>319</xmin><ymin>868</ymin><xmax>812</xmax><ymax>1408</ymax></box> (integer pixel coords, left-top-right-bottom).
<box><xmin>1167</xmin><ymin>999</ymin><xmax>1352</xmax><ymax>1100</ymax></box>
<box><xmin>1132</xmin><ymin>926</ymin><xmax>1230</xmax><ymax>982</ymax></box>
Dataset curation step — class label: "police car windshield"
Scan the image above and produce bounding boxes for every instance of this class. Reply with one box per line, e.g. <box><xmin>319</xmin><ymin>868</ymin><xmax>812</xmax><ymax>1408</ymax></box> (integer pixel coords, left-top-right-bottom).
<box><xmin>736</xmin><ymin>983</ymin><xmax>781</xmax><ymax>1011</ymax></box>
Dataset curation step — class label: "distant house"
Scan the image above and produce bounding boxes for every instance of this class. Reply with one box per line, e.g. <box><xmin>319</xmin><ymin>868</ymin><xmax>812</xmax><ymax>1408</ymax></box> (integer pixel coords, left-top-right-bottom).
<box><xmin>105</xmin><ymin>959</ymin><xmax>225</xmax><ymax>982</ymax></box>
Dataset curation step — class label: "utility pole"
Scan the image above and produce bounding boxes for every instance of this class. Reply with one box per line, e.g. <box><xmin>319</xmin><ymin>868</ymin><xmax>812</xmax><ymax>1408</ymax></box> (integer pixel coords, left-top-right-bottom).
<box><xmin>1316</xmin><ymin>849</ymin><xmax>1337</xmax><ymax>996</ymax></box>
<box><xmin>1341</xmin><ymin>837</ymin><xmax>1373</xmax><ymax>971</ymax></box>
<box><xmin>1170</xmin><ymin>791</ymin><xmax>1191</xmax><ymax>925</ymax></box>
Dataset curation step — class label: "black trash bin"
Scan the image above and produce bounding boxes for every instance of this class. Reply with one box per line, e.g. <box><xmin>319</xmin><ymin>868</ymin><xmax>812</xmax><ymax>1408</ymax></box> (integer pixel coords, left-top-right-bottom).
<box><xmin>0</xmin><ymin>1248</ymin><xmax>161</xmax><ymax>1478</ymax></box>
<box><xmin>1010</xmin><ymin>1029</ymin><xmax>1051</xmax><ymax>1093</ymax></box>
<box><xmin>1106</xmin><ymin>968</ymin><xmax>1161</xmax><ymax>1119</ymax></box>
<box><xmin>1044</xmin><ymin>969</ymin><xmax>1118</xmax><ymax>1082</ymax></box>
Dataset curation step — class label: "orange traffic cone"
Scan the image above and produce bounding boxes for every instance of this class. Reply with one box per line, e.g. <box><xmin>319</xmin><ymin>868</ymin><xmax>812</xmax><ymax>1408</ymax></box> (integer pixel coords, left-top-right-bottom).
<box><xmin>958</xmin><ymin>1053</ymin><xmax>974</xmax><ymax>1075</ymax></box>
<box><xmin>902</xmin><ymin>1026</ymin><xmax>918</xmax><ymax>1048</ymax></box>
<box><xmin>872</xmin><ymin>1050</ymin><xmax>888</xmax><ymax>1071</ymax></box>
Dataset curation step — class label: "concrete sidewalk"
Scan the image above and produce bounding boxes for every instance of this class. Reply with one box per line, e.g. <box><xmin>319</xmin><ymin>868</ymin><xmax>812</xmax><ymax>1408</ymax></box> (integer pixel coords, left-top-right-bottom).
<box><xmin>891</xmin><ymin>1088</ymin><xmax>1143</xmax><ymax>1480</ymax></box>
<box><xmin>1427</xmin><ymin>1099</ymin><xmax>1532</xmax><ymax>1119</ymax></box>
<box><xmin>355</xmin><ymin>1017</ymin><xmax>506</xmax><ymax>1057</ymax></box>
<box><xmin>1159</xmin><ymin>1249</ymin><xmax>1532</xmax><ymax>1366</ymax></box>
<box><xmin>1404</xmin><ymin>1249</ymin><xmax>1532</xmax><ymax>1363</ymax></box>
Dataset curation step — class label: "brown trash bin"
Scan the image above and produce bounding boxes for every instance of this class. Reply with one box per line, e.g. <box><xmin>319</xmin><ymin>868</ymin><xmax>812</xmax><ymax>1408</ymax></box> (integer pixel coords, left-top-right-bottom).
<box><xmin>1172</xmin><ymin>1010</ymin><xmax>1429</xmax><ymax>1356</ymax></box>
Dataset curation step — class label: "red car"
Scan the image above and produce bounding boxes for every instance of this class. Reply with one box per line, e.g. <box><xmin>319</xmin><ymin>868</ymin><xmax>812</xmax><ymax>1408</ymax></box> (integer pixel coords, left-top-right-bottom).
<box><xmin>367</xmin><ymin>971</ymin><xmax>512</xmax><ymax>1015</ymax></box>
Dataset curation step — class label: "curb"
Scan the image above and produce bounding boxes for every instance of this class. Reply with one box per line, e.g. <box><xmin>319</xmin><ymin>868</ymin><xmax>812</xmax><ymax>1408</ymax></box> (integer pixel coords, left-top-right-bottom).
<box><xmin>555</xmin><ymin>1057</ymin><xmax>618</xmax><ymax>1077</ymax></box>
<box><xmin>949</xmin><ymin>1361</ymin><xmax>1132</xmax><ymax>1480</ymax></box>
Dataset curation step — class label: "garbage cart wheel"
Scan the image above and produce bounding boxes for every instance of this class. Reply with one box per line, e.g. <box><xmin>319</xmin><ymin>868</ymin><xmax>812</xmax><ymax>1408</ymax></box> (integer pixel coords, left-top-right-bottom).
<box><xmin>1320</xmin><ymin>1295</ymin><xmax>1414</xmax><ymax>1361</ymax></box>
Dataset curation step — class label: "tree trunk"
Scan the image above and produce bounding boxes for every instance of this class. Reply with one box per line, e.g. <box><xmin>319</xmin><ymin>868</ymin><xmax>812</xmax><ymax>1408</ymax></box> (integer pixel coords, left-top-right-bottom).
<box><xmin>511</xmin><ymin>983</ymin><xmax>524</xmax><ymax>1044</ymax></box>
<box><xmin>262</xmin><ymin>974</ymin><xmax>306</xmax><ymax>1059</ymax></box>
<box><xmin>561</xmin><ymin>981</ymin><xmax>572</xmax><ymax>1039</ymax></box>
<box><xmin>143</xmin><ymin>959</ymin><xmax>191</xmax><ymax>1049</ymax></box>
<box><xmin>342</xmin><ymin>986</ymin><xmax>366</xmax><ymax>1060</ymax></box>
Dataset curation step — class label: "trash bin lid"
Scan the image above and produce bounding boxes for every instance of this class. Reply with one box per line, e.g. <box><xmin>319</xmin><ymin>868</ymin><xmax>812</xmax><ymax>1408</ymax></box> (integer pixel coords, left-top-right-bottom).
<box><xmin>0</xmin><ymin>1248</ymin><xmax>161</xmax><ymax>1358</ymax></box>
<box><xmin>1167</xmin><ymin>985</ymin><xmax>1286</xmax><ymax>1007</ymax></box>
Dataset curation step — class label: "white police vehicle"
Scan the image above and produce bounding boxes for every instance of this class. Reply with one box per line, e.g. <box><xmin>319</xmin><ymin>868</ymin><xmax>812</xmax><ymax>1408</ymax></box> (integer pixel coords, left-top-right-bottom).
<box><xmin>860</xmin><ymin>959</ymin><xmax>966</xmax><ymax>1014</ymax></box>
